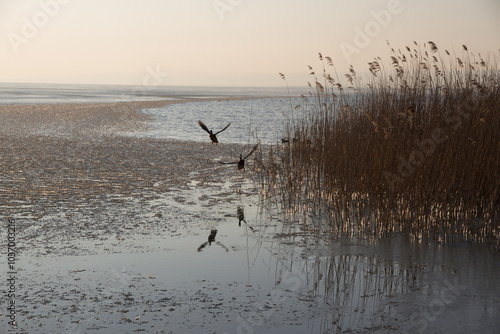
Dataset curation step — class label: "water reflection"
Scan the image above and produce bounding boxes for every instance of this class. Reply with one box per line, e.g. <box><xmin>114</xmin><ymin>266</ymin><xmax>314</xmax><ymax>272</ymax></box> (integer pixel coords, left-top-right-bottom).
<box><xmin>237</xmin><ymin>206</ymin><xmax>255</xmax><ymax>233</ymax></box>
<box><xmin>197</xmin><ymin>229</ymin><xmax>229</xmax><ymax>253</ymax></box>
<box><xmin>226</xmin><ymin>200</ymin><xmax>498</xmax><ymax>333</ymax></box>
<box><xmin>237</xmin><ymin>206</ymin><xmax>246</xmax><ymax>226</ymax></box>
<box><xmin>261</xmin><ymin>230</ymin><xmax>500</xmax><ymax>333</ymax></box>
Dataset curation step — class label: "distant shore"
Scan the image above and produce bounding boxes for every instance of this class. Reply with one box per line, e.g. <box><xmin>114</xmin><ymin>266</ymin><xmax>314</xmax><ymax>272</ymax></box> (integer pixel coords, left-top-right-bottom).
<box><xmin>0</xmin><ymin>96</ymin><xmax>282</xmax><ymax>139</ymax></box>
<box><xmin>0</xmin><ymin>97</ymin><xmax>258</xmax><ymax>138</ymax></box>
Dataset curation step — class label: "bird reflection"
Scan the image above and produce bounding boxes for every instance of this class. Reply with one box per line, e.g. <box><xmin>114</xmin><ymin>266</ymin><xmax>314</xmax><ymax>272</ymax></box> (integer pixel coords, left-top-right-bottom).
<box><xmin>197</xmin><ymin>229</ymin><xmax>229</xmax><ymax>252</ymax></box>
<box><xmin>236</xmin><ymin>206</ymin><xmax>254</xmax><ymax>232</ymax></box>
<box><xmin>197</xmin><ymin>229</ymin><xmax>217</xmax><ymax>252</ymax></box>
<box><xmin>237</xmin><ymin>206</ymin><xmax>246</xmax><ymax>226</ymax></box>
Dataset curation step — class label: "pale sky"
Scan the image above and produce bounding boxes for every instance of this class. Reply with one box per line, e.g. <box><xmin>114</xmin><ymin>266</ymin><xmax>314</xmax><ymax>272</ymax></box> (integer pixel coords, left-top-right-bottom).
<box><xmin>1</xmin><ymin>0</ymin><xmax>499</xmax><ymax>87</ymax></box>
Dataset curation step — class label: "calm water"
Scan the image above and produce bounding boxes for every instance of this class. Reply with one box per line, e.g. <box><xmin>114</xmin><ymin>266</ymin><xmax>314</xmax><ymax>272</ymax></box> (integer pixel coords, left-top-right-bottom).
<box><xmin>0</xmin><ymin>82</ymin><xmax>306</xmax><ymax>105</ymax></box>
<box><xmin>2</xmin><ymin>82</ymin><xmax>499</xmax><ymax>333</ymax></box>
<box><xmin>136</xmin><ymin>97</ymin><xmax>307</xmax><ymax>145</ymax></box>
<box><xmin>0</xmin><ymin>82</ymin><xmax>165</xmax><ymax>104</ymax></box>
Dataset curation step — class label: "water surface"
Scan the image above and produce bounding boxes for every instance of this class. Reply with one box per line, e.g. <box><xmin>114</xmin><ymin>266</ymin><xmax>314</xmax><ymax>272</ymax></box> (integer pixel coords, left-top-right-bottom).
<box><xmin>2</xmin><ymin>82</ymin><xmax>498</xmax><ymax>333</ymax></box>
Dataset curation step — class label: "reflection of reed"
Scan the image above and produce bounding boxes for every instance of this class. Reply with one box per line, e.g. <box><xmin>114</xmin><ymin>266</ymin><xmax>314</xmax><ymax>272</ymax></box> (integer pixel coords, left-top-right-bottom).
<box><xmin>243</xmin><ymin>200</ymin><xmax>499</xmax><ymax>333</ymax></box>
<box><xmin>270</xmin><ymin>238</ymin><xmax>427</xmax><ymax>333</ymax></box>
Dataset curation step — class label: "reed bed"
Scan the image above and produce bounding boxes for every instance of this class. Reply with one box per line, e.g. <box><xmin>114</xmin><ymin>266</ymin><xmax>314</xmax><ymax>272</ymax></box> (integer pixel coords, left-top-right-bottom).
<box><xmin>257</xmin><ymin>42</ymin><xmax>500</xmax><ymax>244</ymax></box>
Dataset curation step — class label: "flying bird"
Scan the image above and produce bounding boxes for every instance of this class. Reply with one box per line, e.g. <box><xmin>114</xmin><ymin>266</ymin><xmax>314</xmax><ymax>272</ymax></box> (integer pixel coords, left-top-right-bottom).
<box><xmin>219</xmin><ymin>144</ymin><xmax>258</xmax><ymax>170</ymax></box>
<box><xmin>198</xmin><ymin>120</ymin><xmax>230</xmax><ymax>144</ymax></box>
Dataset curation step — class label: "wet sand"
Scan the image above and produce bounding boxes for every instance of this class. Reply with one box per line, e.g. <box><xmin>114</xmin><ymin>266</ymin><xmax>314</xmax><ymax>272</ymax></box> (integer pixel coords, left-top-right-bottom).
<box><xmin>0</xmin><ymin>100</ymin><xmax>255</xmax><ymax>229</ymax></box>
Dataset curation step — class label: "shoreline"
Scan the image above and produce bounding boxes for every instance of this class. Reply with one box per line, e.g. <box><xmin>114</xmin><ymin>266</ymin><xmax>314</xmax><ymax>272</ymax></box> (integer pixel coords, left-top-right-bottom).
<box><xmin>0</xmin><ymin>94</ymin><xmax>294</xmax><ymax>108</ymax></box>
<box><xmin>0</xmin><ymin>95</ymin><xmax>291</xmax><ymax>139</ymax></box>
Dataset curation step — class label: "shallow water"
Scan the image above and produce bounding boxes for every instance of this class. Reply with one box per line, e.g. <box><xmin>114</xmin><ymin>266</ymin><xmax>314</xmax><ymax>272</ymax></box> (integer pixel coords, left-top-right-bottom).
<box><xmin>1</xmin><ymin>84</ymin><xmax>499</xmax><ymax>333</ymax></box>
<box><xmin>1</xmin><ymin>82</ymin><xmax>308</xmax><ymax>145</ymax></box>
<box><xmin>135</xmin><ymin>97</ymin><xmax>305</xmax><ymax>145</ymax></box>
<box><xmin>8</xmin><ymin>175</ymin><xmax>500</xmax><ymax>333</ymax></box>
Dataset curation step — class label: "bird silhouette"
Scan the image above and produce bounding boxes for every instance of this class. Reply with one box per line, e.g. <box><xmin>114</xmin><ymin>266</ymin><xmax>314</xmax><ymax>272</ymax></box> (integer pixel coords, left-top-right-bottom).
<box><xmin>236</xmin><ymin>206</ymin><xmax>255</xmax><ymax>232</ymax></box>
<box><xmin>198</xmin><ymin>121</ymin><xmax>230</xmax><ymax>144</ymax></box>
<box><xmin>237</xmin><ymin>206</ymin><xmax>246</xmax><ymax>226</ymax></box>
<box><xmin>219</xmin><ymin>144</ymin><xmax>258</xmax><ymax>170</ymax></box>
<box><xmin>197</xmin><ymin>229</ymin><xmax>218</xmax><ymax>252</ymax></box>
<box><xmin>196</xmin><ymin>229</ymin><xmax>229</xmax><ymax>252</ymax></box>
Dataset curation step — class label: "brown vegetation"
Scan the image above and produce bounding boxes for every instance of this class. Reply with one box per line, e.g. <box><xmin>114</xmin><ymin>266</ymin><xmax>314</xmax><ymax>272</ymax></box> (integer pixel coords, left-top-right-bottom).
<box><xmin>258</xmin><ymin>42</ymin><xmax>500</xmax><ymax>244</ymax></box>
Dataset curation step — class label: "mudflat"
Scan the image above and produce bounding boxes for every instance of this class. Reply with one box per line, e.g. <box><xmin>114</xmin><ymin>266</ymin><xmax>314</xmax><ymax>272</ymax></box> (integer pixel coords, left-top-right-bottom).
<box><xmin>1</xmin><ymin>101</ymin><xmax>277</xmax><ymax>333</ymax></box>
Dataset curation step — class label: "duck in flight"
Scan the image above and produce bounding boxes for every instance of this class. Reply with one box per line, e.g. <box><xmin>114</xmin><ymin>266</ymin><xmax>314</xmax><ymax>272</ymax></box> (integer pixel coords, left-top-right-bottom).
<box><xmin>219</xmin><ymin>144</ymin><xmax>258</xmax><ymax>170</ymax></box>
<box><xmin>198</xmin><ymin>120</ymin><xmax>231</xmax><ymax>144</ymax></box>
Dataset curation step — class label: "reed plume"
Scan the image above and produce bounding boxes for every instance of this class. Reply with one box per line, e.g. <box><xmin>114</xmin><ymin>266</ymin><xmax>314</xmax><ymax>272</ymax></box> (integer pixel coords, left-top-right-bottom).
<box><xmin>258</xmin><ymin>42</ymin><xmax>500</xmax><ymax>244</ymax></box>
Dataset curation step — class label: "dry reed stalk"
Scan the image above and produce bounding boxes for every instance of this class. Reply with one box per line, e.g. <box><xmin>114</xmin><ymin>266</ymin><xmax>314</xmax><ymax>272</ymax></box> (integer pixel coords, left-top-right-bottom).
<box><xmin>259</xmin><ymin>42</ymin><xmax>500</xmax><ymax>244</ymax></box>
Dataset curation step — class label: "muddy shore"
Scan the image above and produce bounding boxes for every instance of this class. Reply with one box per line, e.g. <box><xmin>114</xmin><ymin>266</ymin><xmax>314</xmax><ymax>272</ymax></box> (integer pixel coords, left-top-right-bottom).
<box><xmin>0</xmin><ymin>100</ymin><xmax>277</xmax><ymax>333</ymax></box>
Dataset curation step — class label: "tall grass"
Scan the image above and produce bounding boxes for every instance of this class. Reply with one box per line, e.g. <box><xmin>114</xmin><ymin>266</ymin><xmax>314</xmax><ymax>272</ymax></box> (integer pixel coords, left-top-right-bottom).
<box><xmin>257</xmin><ymin>42</ymin><xmax>500</xmax><ymax>244</ymax></box>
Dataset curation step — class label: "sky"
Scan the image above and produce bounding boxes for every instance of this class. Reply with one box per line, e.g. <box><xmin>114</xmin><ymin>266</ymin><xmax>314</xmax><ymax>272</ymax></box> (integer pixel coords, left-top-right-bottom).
<box><xmin>1</xmin><ymin>0</ymin><xmax>499</xmax><ymax>87</ymax></box>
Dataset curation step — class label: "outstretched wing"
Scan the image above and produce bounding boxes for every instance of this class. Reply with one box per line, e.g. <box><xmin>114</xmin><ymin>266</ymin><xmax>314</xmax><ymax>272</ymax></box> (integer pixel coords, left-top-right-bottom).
<box><xmin>243</xmin><ymin>144</ymin><xmax>259</xmax><ymax>160</ymax></box>
<box><xmin>215</xmin><ymin>123</ymin><xmax>231</xmax><ymax>135</ymax></box>
<box><xmin>198</xmin><ymin>120</ymin><xmax>210</xmax><ymax>133</ymax></box>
